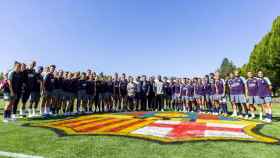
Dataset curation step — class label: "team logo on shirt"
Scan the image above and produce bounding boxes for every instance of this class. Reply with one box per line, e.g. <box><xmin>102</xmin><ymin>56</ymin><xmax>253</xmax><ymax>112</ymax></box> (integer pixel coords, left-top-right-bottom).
<box><xmin>29</xmin><ymin>112</ymin><xmax>279</xmax><ymax>144</ymax></box>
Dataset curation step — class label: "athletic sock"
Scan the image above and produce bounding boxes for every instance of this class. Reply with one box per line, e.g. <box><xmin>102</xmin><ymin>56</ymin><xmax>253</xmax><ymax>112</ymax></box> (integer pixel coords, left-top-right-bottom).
<box><xmin>268</xmin><ymin>109</ymin><xmax>272</xmax><ymax>120</ymax></box>
<box><xmin>7</xmin><ymin>110</ymin><xmax>11</xmax><ymax>118</ymax></box>
<box><xmin>269</xmin><ymin>114</ymin><xmax>272</xmax><ymax>120</ymax></box>
<box><xmin>251</xmin><ymin>112</ymin><xmax>255</xmax><ymax>117</ymax></box>
<box><xmin>265</xmin><ymin>113</ymin><xmax>269</xmax><ymax>119</ymax></box>
<box><xmin>3</xmin><ymin>110</ymin><xmax>7</xmax><ymax>119</ymax></box>
<box><xmin>259</xmin><ymin>113</ymin><xmax>263</xmax><ymax>120</ymax></box>
<box><xmin>213</xmin><ymin>107</ymin><xmax>216</xmax><ymax>113</ymax></box>
<box><xmin>225</xmin><ymin>104</ymin><xmax>228</xmax><ymax>114</ymax></box>
<box><xmin>221</xmin><ymin>103</ymin><xmax>225</xmax><ymax>114</ymax></box>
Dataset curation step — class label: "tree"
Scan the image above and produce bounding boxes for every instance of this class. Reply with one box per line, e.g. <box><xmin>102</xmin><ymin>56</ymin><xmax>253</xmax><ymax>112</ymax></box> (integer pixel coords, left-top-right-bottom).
<box><xmin>0</xmin><ymin>72</ymin><xmax>3</xmax><ymax>80</ymax></box>
<box><xmin>218</xmin><ymin>58</ymin><xmax>236</xmax><ymax>78</ymax></box>
<box><xmin>246</xmin><ymin>16</ymin><xmax>280</xmax><ymax>94</ymax></box>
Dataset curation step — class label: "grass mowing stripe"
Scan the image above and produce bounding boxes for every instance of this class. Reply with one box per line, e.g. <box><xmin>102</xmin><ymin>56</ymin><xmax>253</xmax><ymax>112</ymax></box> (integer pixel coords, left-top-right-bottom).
<box><xmin>0</xmin><ymin>151</ymin><xmax>44</xmax><ymax>158</ymax></box>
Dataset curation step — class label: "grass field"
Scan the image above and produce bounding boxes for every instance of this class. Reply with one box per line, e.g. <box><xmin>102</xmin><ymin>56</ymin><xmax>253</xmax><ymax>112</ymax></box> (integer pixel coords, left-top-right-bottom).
<box><xmin>0</xmin><ymin>101</ymin><xmax>280</xmax><ymax>158</ymax></box>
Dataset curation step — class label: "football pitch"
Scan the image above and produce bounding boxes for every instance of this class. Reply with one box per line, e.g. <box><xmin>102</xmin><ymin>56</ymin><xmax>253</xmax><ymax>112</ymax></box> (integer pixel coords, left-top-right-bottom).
<box><xmin>0</xmin><ymin>101</ymin><xmax>280</xmax><ymax>158</ymax></box>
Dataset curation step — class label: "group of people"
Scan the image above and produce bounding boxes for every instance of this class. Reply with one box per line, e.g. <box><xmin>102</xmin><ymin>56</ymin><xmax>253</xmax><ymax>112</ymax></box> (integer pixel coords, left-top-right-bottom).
<box><xmin>0</xmin><ymin>61</ymin><xmax>273</xmax><ymax>123</ymax></box>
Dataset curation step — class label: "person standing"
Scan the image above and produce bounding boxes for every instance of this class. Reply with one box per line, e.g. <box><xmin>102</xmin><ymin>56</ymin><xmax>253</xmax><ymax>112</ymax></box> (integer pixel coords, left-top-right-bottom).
<box><xmin>135</xmin><ymin>76</ymin><xmax>143</xmax><ymax>111</ymax></box>
<box><xmin>155</xmin><ymin>75</ymin><xmax>164</xmax><ymax>111</ymax></box>
<box><xmin>1</xmin><ymin>73</ymin><xmax>13</xmax><ymax>122</ymax></box>
<box><xmin>28</xmin><ymin>66</ymin><xmax>43</xmax><ymax>117</ymax></box>
<box><xmin>42</xmin><ymin>65</ymin><xmax>56</xmax><ymax>115</ymax></box>
<box><xmin>257</xmin><ymin>71</ymin><xmax>273</xmax><ymax>122</ymax></box>
<box><xmin>163</xmin><ymin>77</ymin><xmax>172</xmax><ymax>110</ymax></box>
<box><xmin>245</xmin><ymin>71</ymin><xmax>259</xmax><ymax>119</ymax></box>
<box><xmin>21</xmin><ymin>61</ymin><xmax>37</xmax><ymax>116</ymax></box>
<box><xmin>112</xmin><ymin>73</ymin><xmax>120</xmax><ymax>111</ymax></box>
<box><xmin>194</xmin><ymin>78</ymin><xmax>205</xmax><ymax>112</ymax></box>
<box><xmin>146</xmin><ymin>76</ymin><xmax>155</xmax><ymax>111</ymax></box>
<box><xmin>214</xmin><ymin>72</ymin><xmax>225</xmax><ymax>115</ymax></box>
<box><xmin>86</xmin><ymin>74</ymin><xmax>96</xmax><ymax>112</ymax></box>
<box><xmin>119</xmin><ymin>73</ymin><xmax>128</xmax><ymax>111</ymax></box>
<box><xmin>230</xmin><ymin>70</ymin><xmax>247</xmax><ymax>118</ymax></box>
<box><xmin>141</xmin><ymin>75</ymin><xmax>149</xmax><ymax>111</ymax></box>
<box><xmin>77</xmin><ymin>72</ymin><xmax>89</xmax><ymax>113</ymax></box>
<box><xmin>127</xmin><ymin>76</ymin><xmax>136</xmax><ymax>111</ymax></box>
<box><xmin>8</xmin><ymin>63</ymin><xmax>23</xmax><ymax>120</ymax></box>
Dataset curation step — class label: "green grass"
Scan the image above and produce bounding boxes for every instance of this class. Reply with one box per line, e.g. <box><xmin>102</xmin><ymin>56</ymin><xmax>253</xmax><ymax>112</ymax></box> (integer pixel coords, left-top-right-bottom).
<box><xmin>1</xmin><ymin>101</ymin><xmax>280</xmax><ymax>158</ymax></box>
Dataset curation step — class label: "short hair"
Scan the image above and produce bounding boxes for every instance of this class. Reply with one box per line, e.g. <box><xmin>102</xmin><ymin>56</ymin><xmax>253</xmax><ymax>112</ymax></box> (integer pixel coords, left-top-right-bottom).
<box><xmin>49</xmin><ymin>65</ymin><xmax>56</xmax><ymax>69</ymax></box>
<box><xmin>37</xmin><ymin>66</ymin><xmax>43</xmax><ymax>71</ymax></box>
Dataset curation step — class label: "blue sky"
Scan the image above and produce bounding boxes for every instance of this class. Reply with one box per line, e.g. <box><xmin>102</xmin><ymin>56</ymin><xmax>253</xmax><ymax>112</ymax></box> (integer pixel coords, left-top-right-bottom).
<box><xmin>0</xmin><ymin>0</ymin><xmax>279</xmax><ymax>77</ymax></box>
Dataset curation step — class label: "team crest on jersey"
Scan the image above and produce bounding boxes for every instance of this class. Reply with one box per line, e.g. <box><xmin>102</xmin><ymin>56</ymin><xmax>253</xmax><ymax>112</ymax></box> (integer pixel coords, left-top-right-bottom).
<box><xmin>30</xmin><ymin>112</ymin><xmax>279</xmax><ymax>144</ymax></box>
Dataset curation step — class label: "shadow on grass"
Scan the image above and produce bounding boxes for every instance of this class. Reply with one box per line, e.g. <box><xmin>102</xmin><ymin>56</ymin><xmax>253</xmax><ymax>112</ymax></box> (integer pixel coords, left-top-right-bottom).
<box><xmin>272</xmin><ymin>117</ymin><xmax>280</xmax><ymax>122</ymax></box>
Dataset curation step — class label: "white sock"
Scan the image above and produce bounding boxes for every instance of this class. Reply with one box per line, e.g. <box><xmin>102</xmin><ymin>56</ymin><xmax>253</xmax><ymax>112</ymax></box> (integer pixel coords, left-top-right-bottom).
<box><xmin>251</xmin><ymin>112</ymin><xmax>255</xmax><ymax>117</ymax></box>
<box><xmin>259</xmin><ymin>113</ymin><xmax>263</xmax><ymax>119</ymax></box>
<box><xmin>268</xmin><ymin>109</ymin><xmax>272</xmax><ymax>114</ymax></box>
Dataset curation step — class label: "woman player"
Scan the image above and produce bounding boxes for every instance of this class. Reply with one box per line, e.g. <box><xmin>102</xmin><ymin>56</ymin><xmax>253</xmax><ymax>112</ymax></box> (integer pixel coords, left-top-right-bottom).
<box><xmin>180</xmin><ymin>78</ymin><xmax>188</xmax><ymax>112</ymax></box>
<box><xmin>1</xmin><ymin>73</ymin><xmax>13</xmax><ymax>122</ymax></box>
<box><xmin>86</xmin><ymin>74</ymin><xmax>96</xmax><ymax>113</ymax></box>
<box><xmin>213</xmin><ymin>72</ymin><xmax>225</xmax><ymax>115</ymax></box>
<box><xmin>77</xmin><ymin>72</ymin><xmax>89</xmax><ymax>114</ymax></box>
<box><xmin>194</xmin><ymin>78</ymin><xmax>205</xmax><ymax>113</ymax></box>
<box><xmin>257</xmin><ymin>71</ymin><xmax>273</xmax><ymax>122</ymax></box>
<box><xmin>186</xmin><ymin>78</ymin><xmax>195</xmax><ymax>112</ymax></box>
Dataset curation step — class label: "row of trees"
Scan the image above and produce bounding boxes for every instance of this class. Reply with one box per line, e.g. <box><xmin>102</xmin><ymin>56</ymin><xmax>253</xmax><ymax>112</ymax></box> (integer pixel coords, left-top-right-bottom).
<box><xmin>218</xmin><ymin>16</ymin><xmax>280</xmax><ymax>95</ymax></box>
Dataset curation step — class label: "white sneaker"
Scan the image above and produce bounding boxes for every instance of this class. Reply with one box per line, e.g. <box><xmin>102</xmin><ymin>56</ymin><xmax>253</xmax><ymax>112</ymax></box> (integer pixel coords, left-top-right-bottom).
<box><xmin>28</xmin><ymin>109</ymin><xmax>32</xmax><ymax>115</ymax></box>
<box><xmin>3</xmin><ymin>119</ymin><xmax>9</xmax><ymax>123</ymax></box>
<box><xmin>249</xmin><ymin>116</ymin><xmax>255</xmax><ymax>120</ymax></box>
<box><xmin>245</xmin><ymin>115</ymin><xmax>249</xmax><ymax>119</ymax></box>
<box><xmin>32</xmin><ymin>109</ymin><xmax>36</xmax><ymax>116</ymax></box>
<box><xmin>11</xmin><ymin>114</ymin><xmax>17</xmax><ymax>121</ymax></box>
<box><xmin>267</xmin><ymin>119</ymin><xmax>272</xmax><ymax>123</ymax></box>
<box><xmin>237</xmin><ymin>115</ymin><xmax>243</xmax><ymax>118</ymax></box>
<box><xmin>263</xmin><ymin>118</ymin><xmax>272</xmax><ymax>123</ymax></box>
<box><xmin>19</xmin><ymin>110</ymin><xmax>23</xmax><ymax>116</ymax></box>
<box><xmin>27</xmin><ymin>114</ymin><xmax>33</xmax><ymax>118</ymax></box>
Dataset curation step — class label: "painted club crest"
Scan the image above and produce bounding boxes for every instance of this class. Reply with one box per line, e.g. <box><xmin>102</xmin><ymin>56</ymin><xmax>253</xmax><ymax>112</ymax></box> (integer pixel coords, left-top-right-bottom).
<box><xmin>31</xmin><ymin>112</ymin><xmax>279</xmax><ymax>144</ymax></box>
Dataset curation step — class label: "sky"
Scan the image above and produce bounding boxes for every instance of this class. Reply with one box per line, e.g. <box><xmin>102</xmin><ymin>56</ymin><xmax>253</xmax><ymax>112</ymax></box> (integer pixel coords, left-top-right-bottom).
<box><xmin>0</xmin><ymin>0</ymin><xmax>280</xmax><ymax>77</ymax></box>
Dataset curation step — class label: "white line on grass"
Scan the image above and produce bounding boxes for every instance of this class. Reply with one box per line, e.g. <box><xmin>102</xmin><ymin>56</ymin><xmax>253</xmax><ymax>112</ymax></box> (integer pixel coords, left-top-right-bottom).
<box><xmin>0</xmin><ymin>151</ymin><xmax>44</xmax><ymax>158</ymax></box>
